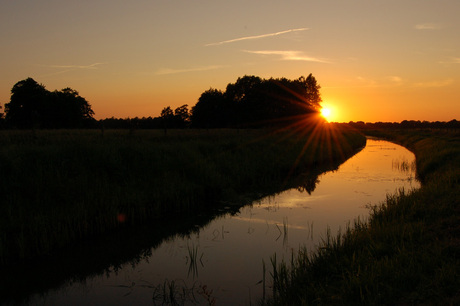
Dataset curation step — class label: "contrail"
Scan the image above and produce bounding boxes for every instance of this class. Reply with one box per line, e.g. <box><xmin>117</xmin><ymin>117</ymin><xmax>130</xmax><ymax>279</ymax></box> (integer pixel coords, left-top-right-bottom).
<box><xmin>44</xmin><ymin>63</ymin><xmax>105</xmax><ymax>69</ymax></box>
<box><xmin>205</xmin><ymin>28</ymin><xmax>309</xmax><ymax>46</ymax></box>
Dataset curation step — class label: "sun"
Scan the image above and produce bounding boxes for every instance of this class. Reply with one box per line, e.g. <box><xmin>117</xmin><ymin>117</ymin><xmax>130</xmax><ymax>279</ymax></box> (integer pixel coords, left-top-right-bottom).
<box><xmin>321</xmin><ymin>107</ymin><xmax>332</xmax><ymax>121</ymax></box>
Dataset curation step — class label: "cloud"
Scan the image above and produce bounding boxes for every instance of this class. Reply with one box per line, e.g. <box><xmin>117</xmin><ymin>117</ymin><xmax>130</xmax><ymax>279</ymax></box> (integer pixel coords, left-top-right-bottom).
<box><xmin>243</xmin><ymin>50</ymin><xmax>329</xmax><ymax>63</ymax></box>
<box><xmin>38</xmin><ymin>63</ymin><xmax>105</xmax><ymax>77</ymax></box>
<box><xmin>205</xmin><ymin>28</ymin><xmax>309</xmax><ymax>46</ymax></box>
<box><xmin>388</xmin><ymin>76</ymin><xmax>403</xmax><ymax>83</ymax></box>
<box><xmin>439</xmin><ymin>57</ymin><xmax>460</xmax><ymax>65</ymax></box>
<box><xmin>413</xmin><ymin>79</ymin><xmax>454</xmax><ymax>88</ymax></box>
<box><xmin>41</xmin><ymin>63</ymin><xmax>105</xmax><ymax>69</ymax></box>
<box><xmin>350</xmin><ymin>76</ymin><xmax>453</xmax><ymax>89</ymax></box>
<box><xmin>414</xmin><ymin>23</ymin><xmax>441</xmax><ymax>30</ymax></box>
<box><xmin>356</xmin><ymin>76</ymin><xmax>377</xmax><ymax>87</ymax></box>
<box><xmin>155</xmin><ymin>65</ymin><xmax>225</xmax><ymax>75</ymax></box>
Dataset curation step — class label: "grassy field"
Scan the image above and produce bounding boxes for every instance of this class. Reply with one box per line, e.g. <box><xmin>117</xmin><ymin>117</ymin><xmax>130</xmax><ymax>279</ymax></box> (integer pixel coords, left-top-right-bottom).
<box><xmin>266</xmin><ymin>129</ymin><xmax>459</xmax><ymax>305</ymax></box>
<box><xmin>0</xmin><ymin>123</ymin><xmax>366</xmax><ymax>266</ymax></box>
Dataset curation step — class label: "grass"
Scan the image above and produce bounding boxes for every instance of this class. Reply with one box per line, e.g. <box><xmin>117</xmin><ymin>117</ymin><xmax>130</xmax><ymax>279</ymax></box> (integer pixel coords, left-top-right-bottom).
<box><xmin>265</xmin><ymin>128</ymin><xmax>459</xmax><ymax>305</ymax></box>
<box><xmin>0</xmin><ymin>123</ymin><xmax>366</xmax><ymax>266</ymax></box>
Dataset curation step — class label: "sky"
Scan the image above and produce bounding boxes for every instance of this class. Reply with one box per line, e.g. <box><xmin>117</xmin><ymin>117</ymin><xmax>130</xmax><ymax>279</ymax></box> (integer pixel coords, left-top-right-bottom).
<box><xmin>1</xmin><ymin>0</ymin><xmax>459</xmax><ymax>122</ymax></box>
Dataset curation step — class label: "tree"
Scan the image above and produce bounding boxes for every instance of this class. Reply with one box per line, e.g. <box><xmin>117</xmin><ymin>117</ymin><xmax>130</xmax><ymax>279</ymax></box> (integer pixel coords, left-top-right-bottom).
<box><xmin>191</xmin><ymin>88</ymin><xmax>229</xmax><ymax>128</ymax></box>
<box><xmin>4</xmin><ymin>78</ymin><xmax>48</xmax><ymax>128</ymax></box>
<box><xmin>174</xmin><ymin>104</ymin><xmax>190</xmax><ymax>128</ymax></box>
<box><xmin>160</xmin><ymin>106</ymin><xmax>174</xmax><ymax>131</ymax></box>
<box><xmin>0</xmin><ymin>105</ymin><xmax>4</xmax><ymax>129</ymax></box>
<box><xmin>299</xmin><ymin>73</ymin><xmax>322</xmax><ymax>109</ymax></box>
<box><xmin>225</xmin><ymin>75</ymin><xmax>262</xmax><ymax>104</ymax></box>
<box><xmin>4</xmin><ymin>78</ymin><xmax>95</xmax><ymax>128</ymax></box>
<box><xmin>47</xmin><ymin>88</ymin><xmax>95</xmax><ymax>128</ymax></box>
<box><xmin>189</xmin><ymin>75</ymin><xmax>323</xmax><ymax>128</ymax></box>
<box><xmin>159</xmin><ymin>105</ymin><xmax>191</xmax><ymax>129</ymax></box>
<box><xmin>151</xmin><ymin>73</ymin><xmax>323</xmax><ymax>129</ymax></box>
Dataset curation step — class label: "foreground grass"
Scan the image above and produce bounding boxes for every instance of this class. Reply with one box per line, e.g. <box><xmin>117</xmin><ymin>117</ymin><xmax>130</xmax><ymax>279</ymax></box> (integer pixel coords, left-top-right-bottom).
<box><xmin>266</xmin><ymin>129</ymin><xmax>459</xmax><ymax>305</ymax></box>
<box><xmin>0</xmin><ymin>123</ymin><xmax>365</xmax><ymax>265</ymax></box>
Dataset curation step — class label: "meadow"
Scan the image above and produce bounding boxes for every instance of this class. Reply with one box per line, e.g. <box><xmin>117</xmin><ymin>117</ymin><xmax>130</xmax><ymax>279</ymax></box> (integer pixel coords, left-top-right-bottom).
<box><xmin>266</xmin><ymin>129</ymin><xmax>459</xmax><ymax>305</ymax></box>
<box><xmin>0</xmin><ymin>123</ymin><xmax>366</xmax><ymax>266</ymax></box>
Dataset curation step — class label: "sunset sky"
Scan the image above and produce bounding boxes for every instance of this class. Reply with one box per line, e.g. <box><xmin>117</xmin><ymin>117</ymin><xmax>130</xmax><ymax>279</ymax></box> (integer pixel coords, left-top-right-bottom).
<box><xmin>1</xmin><ymin>0</ymin><xmax>459</xmax><ymax>122</ymax></box>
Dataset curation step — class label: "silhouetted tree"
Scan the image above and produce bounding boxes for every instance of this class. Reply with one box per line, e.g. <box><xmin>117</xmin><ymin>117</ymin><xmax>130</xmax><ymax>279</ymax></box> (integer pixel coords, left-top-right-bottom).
<box><xmin>224</xmin><ymin>76</ymin><xmax>263</xmax><ymax>126</ymax></box>
<box><xmin>225</xmin><ymin>76</ymin><xmax>263</xmax><ymax>104</ymax></box>
<box><xmin>299</xmin><ymin>74</ymin><xmax>322</xmax><ymax>109</ymax></box>
<box><xmin>160</xmin><ymin>106</ymin><xmax>174</xmax><ymax>132</ymax></box>
<box><xmin>4</xmin><ymin>78</ymin><xmax>95</xmax><ymax>128</ymax></box>
<box><xmin>4</xmin><ymin>78</ymin><xmax>48</xmax><ymax>128</ymax></box>
<box><xmin>0</xmin><ymin>105</ymin><xmax>4</xmax><ymax>129</ymax></box>
<box><xmin>173</xmin><ymin>104</ymin><xmax>190</xmax><ymax>128</ymax></box>
<box><xmin>191</xmin><ymin>89</ymin><xmax>229</xmax><ymax>128</ymax></box>
<box><xmin>46</xmin><ymin>88</ymin><xmax>95</xmax><ymax>128</ymax></box>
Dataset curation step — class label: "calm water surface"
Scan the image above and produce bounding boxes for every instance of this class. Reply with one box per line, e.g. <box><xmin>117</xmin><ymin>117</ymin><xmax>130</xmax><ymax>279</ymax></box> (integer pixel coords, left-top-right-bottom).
<box><xmin>29</xmin><ymin>139</ymin><xmax>419</xmax><ymax>305</ymax></box>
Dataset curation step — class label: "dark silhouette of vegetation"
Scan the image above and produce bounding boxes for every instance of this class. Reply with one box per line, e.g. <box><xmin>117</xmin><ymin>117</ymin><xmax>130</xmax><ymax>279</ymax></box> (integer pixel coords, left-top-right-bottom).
<box><xmin>0</xmin><ymin>105</ymin><xmax>4</xmax><ymax>128</ymax></box>
<box><xmin>96</xmin><ymin>74</ymin><xmax>322</xmax><ymax>130</ymax></box>
<box><xmin>4</xmin><ymin>78</ymin><xmax>95</xmax><ymax>128</ymax></box>
<box><xmin>344</xmin><ymin>119</ymin><xmax>459</xmax><ymax>130</ymax></box>
<box><xmin>0</xmin><ymin>128</ymin><xmax>366</xmax><ymax>269</ymax></box>
<box><xmin>192</xmin><ymin>74</ymin><xmax>322</xmax><ymax>128</ymax></box>
<box><xmin>3</xmin><ymin>76</ymin><xmax>457</xmax><ymax>131</ymax></box>
<box><xmin>99</xmin><ymin>116</ymin><xmax>163</xmax><ymax>129</ymax></box>
<box><xmin>191</xmin><ymin>88</ymin><xmax>228</xmax><ymax>128</ymax></box>
<box><xmin>160</xmin><ymin>104</ymin><xmax>190</xmax><ymax>130</ymax></box>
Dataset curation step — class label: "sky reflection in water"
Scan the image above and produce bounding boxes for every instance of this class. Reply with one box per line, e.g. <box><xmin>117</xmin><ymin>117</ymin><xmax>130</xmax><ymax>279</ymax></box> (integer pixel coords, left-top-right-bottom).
<box><xmin>35</xmin><ymin>139</ymin><xmax>419</xmax><ymax>305</ymax></box>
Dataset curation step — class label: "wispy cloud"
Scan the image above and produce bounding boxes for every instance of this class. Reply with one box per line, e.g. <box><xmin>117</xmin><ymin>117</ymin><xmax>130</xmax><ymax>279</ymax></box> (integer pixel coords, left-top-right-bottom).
<box><xmin>413</xmin><ymin>79</ymin><xmax>454</xmax><ymax>88</ymax></box>
<box><xmin>155</xmin><ymin>65</ymin><xmax>225</xmax><ymax>75</ymax></box>
<box><xmin>351</xmin><ymin>76</ymin><xmax>454</xmax><ymax>89</ymax></box>
<box><xmin>243</xmin><ymin>50</ymin><xmax>329</xmax><ymax>63</ymax></box>
<box><xmin>388</xmin><ymin>76</ymin><xmax>403</xmax><ymax>83</ymax></box>
<box><xmin>206</xmin><ymin>28</ymin><xmax>309</xmax><ymax>46</ymax></box>
<box><xmin>356</xmin><ymin>76</ymin><xmax>377</xmax><ymax>87</ymax></box>
<box><xmin>414</xmin><ymin>23</ymin><xmax>441</xmax><ymax>30</ymax></box>
<box><xmin>39</xmin><ymin>63</ymin><xmax>105</xmax><ymax>70</ymax></box>
<box><xmin>50</xmin><ymin>63</ymin><xmax>104</xmax><ymax>69</ymax></box>
<box><xmin>439</xmin><ymin>57</ymin><xmax>460</xmax><ymax>65</ymax></box>
<box><xmin>388</xmin><ymin>75</ymin><xmax>402</xmax><ymax>83</ymax></box>
<box><xmin>37</xmin><ymin>63</ymin><xmax>105</xmax><ymax>77</ymax></box>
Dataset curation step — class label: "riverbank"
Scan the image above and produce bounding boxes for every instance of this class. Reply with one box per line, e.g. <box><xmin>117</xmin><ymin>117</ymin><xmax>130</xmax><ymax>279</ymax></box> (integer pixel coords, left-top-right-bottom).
<box><xmin>266</xmin><ymin>129</ymin><xmax>459</xmax><ymax>305</ymax></box>
<box><xmin>0</xmin><ymin>124</ymin><xmax>366</xmax><ymax>266</ymax></box>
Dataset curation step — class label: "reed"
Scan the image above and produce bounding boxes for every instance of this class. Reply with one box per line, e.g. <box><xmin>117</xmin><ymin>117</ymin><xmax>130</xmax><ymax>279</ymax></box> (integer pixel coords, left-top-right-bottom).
<box><xmin>151</xmin><ymin>279</ymin><xmax>195</xmax><ymax>305</ymax></box>
<box><xmin>151</xmin><ymin>279</ymin><xmax>217</xmax><ymax>306</ymax></box>
<box><xmin>264</xmin><ymin>129</ymin><xmax>459</xmax><ymax>305</ymax></box>
<box><xmin>0</xmin><ymin>124</ymin><xmax>365</xmax><ymax>265</ymax></box>
<box><xmin>186</xmin><ymin>243</ymin><xmax>204</xmax><ymax>278</ymax></box>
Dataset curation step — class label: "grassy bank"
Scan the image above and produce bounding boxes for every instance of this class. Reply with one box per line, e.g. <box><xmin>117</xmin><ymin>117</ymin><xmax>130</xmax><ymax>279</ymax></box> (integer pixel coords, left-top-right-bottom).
<box><xmin>0</xmin><ymin>123</ymin><xmax>365</xmax><ymax>265</ymax></box>
<box><xmin>266</xmin><ymin>129</ymin><xmax>459</xmax><ymax>305</ymax></box>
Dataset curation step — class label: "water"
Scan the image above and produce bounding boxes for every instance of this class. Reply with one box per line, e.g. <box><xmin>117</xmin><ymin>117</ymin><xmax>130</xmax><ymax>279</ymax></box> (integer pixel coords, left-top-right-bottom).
<box><xmin>20</xmin><ymin>139</ymin><xmax>419</xmax><ymax>305</ymax></box>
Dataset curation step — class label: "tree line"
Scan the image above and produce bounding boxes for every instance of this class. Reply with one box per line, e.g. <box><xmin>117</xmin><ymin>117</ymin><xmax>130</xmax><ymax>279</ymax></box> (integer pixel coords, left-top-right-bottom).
<box><xmin>344</xmin><ymin>120</ymin><xmax>459</xmax><ymax>130</ymax></box>
<box><xmin>1</xmin><ymin>74</ymin><xmax>322</xmax><ymax>129</ymax></box>
<box><xmin>2</xmin><ymin>76</ymin><xmax>457</xmax><ymax>130</ymax></box>
<box><xmin>190</xmin><ymin>74</ymin><xmax>321</xmax><ymax>128</ymax></box>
